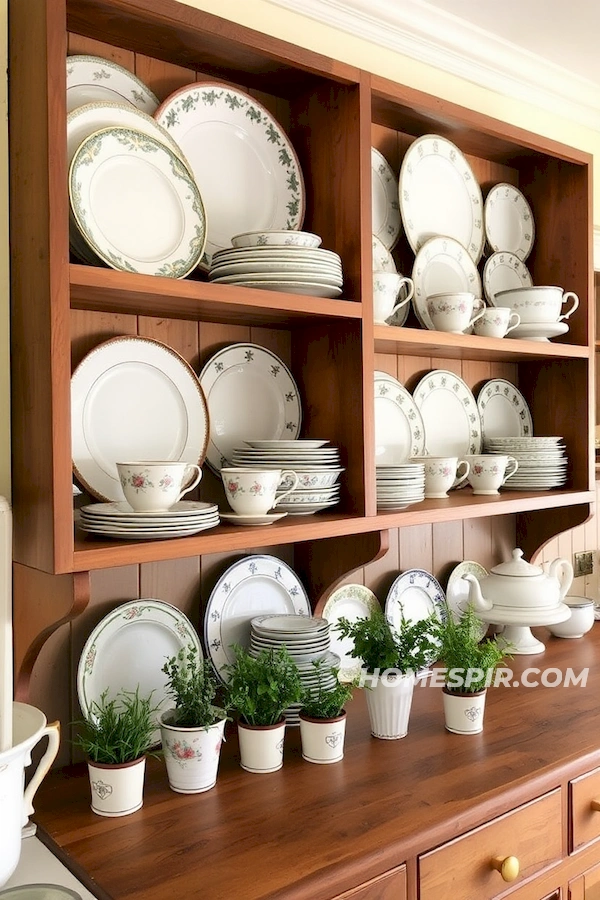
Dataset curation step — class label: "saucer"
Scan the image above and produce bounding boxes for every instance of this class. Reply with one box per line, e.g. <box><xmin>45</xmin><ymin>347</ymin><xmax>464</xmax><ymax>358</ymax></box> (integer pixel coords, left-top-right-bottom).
<box><xmin>507</xmin><ymin>321</ymin><xmax>569</xmax><ymax>342</ymax></box>
<box><xmin>220</xmin><ymin>512</ymin><xmax>288</xmax><ymax>526</ymax></box>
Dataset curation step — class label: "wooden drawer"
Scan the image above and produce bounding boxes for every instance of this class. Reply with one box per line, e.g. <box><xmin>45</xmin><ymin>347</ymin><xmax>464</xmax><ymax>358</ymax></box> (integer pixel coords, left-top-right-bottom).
<box><xmin>571</xmin><ymin>767</ymin><xmax>600</xmax><ymax>851</ymax></box>
<box><xmin>419</xmin><ymin>790</ymin><xmax>562</xmax><ymax>900</ymax></box>
<box><xmin>330</xmin><ymin>865</ymin><xmax>406</xmax><ymax>900</ymax></box>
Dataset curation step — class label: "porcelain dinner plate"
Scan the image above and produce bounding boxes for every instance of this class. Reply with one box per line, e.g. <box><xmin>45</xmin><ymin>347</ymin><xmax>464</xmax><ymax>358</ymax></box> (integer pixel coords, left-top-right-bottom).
<box><xmin>71</xmin><ymin>336</ymin><xmax>210</xmax><ymax>502</ymax></box>
<box><xmin>483</xmin><ymin>251</ymin><xmax>533</xmax><ymax>305</ymax></box>
<box><xmin>224</xmin><ymin>280</ymin><xmax>342</xmax><ymax>298</ymax></box>
<box><xmin>80</xmin><ymin>500</ymin><xmax>217</xmax><ymax>521</ymax></box>
<box><xmin>199</xmin><ymin>343</ymin><xmax>301</xmax><ymax>473</ymax></box>
<box><xmin>477</xmin><ymin>379</ymin><xmax>533</xmax><ymax>441</ymax></box>
<box><xmin>372</xmin><ymin>147</ymin><xmax>401</xmax><ymax>250</ymax></box>
<box><xmin>78</xmin><ymin>521</ymin><xmax>219</xmax><ymax>539</ymax></box>
<box><xmin>445</xmin><ymin>561</ymin><xmax>488</xmax><ymax>641</ymax></box>
<box><xmin>372</xmin><ymin>234</ymin><xmax>396</xmax><ymax>273</ymax></box>
<box><xmin>204</xmin><ymin>555</ymin><xmax>310</xmax><ymax>681</ymax></box>
<box><xmin>484</xmin><ymin>183</ymin><xmax>535</xmax><ymax>261</ymax></box>
<box><xmin>245</xmin><ymin>440</ymin><xmax>328</xmax><ymax>450</ymax></box>
<box><xmin>374</xmin><ymin>371</ymin><xmax>426</xmax><ymax>464</ymax></box>
<box><xmin>70</xmin><ymin>127</ymin><xmax>206</xmax><ymax>278</ymax></box>
<box><xmin>66</xmin><ymin>55</ymin><xmax>159</xmax><ymax>114</ymax></box>
<box><xmin>413</xmin><ymin>369</ymin><xmax>482</xmax><ymax>456</ymax></box>
<box><xmin>384</xmin><ymin>569</ymin><xmax>445</xmax><ymax>665</ymax></box>
<box><xmin>155</xmin><ymin>83</ymin><xmax>305</xmax><ymax>268</ymax></box>
<box><xmin>411</xmin><ymin>236</ymin><xmax>482</xmax><ymax>329</ymax></box>
<box><xmin>399</xmin><ymin>134</ymin><xmax>484</xmax><ymax>264</ymax></box>
<box><xmin>77</xmin><ymin>598</ymin><xmax>202</xmax><ymax>745</ymax></box>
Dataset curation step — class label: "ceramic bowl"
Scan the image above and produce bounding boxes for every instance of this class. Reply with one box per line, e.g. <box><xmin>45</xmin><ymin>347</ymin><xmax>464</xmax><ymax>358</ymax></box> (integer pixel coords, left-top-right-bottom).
<box><xmin>279</xmin><ymin>468</ymin><xmax>344</xmax><ymax>490</ymax></box>
<box><xmin>231</xmin><ymin>230</ymin><xmax>322</xmax><ymax>249</ymax></box>
<box><xmin>547</xmin><ymin>597</ymin><xmax>594</xmax><ymax>638</ymax></box>
<box><xmin>494</xmin><ymin>286</ymin><xmax>579</xmax><ymax>324</ymax></box>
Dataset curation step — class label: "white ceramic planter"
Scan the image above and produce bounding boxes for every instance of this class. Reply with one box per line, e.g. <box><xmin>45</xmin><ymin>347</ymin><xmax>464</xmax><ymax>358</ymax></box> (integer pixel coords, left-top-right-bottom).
<box><xmin>364</xmin><ymin>671</ymin><xmax>415</xmax><ymax>740</ymax></box>
<box><xmin>299</xmin><ymin>712</ymin><xmax>346</xmax><ymax>764</ymax></box>
<box><xmin>160</xmin><ymin>710</ymin><xmax>226</xmax><ymax>793</ymax></box>
<box><xmin>442</xmin><ymin>687</ymin><xmax>487</xmax><ymax>734</ymax></box>
<box><xmin>87</xmin><ymin>756</ymin><xmax>146</xmax><ymax>817</ymax></box>
<box><xmin>237</xmin><ymin>719</ymin><xmax>286</xmax><ymax>773</ymax></box>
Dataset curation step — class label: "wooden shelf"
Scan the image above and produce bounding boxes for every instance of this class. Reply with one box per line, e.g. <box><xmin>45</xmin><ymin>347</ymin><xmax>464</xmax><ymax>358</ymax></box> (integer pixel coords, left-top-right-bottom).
<box><xmin>70</xmin><ymin>489</ymin><xmax>595</xmax><ymax>571</ymax></box>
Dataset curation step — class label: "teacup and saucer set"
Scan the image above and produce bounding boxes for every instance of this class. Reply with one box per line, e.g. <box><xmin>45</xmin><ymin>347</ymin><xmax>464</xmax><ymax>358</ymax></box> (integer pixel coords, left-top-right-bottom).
<box><xmin>220</xmin><ymin>468</ymin><xmax>299</xmax><ymax>526</ymax></box>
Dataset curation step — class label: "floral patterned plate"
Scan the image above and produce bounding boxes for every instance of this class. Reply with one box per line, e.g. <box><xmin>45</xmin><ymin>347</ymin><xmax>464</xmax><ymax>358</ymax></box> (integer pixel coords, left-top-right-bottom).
<box><xmin>413</xmin><ymin>369</ymin><xmax>482</xmax><ymax>457</ymax></box>
<box><xmin>155</xmin><ymin>82</ymin><xmax>305</xmax><ymax>269</ymax></box>
<box><xmin>317</xmin><ymin>584</ymin><xmax>381</xmax><ymax>679</ymax></box>
<box><xmin>77</xmin><ymin>599</ymin><xmax>202</xmax><ymax>746</ymax></box>
<box><xmin>372</xmin><ymin>147</ymin><xmax>401</xmax><ymax>251</ymax></box>
<box><xmin>66</xmin><ymin>55</ymin><xmax>159</xmax><ymax>114</ymax></box>
<box><xmin>199</xmin><ymin>343</ymin><xmax>302</xmax><ymax>474</ymax></box>
<box><xmin>374</xmin><ymin>371</ymin><xmax>426</xmax><ymax>464</ymax></box>
<box><xmin>69</xmin><ymin>126</ymin><xmax>206</xmax><ymax>277</ymax></box>
<box><xmin>204</xmin><ymin>555</ymin><xmax>310</xmax><ymax>682</ymax></box>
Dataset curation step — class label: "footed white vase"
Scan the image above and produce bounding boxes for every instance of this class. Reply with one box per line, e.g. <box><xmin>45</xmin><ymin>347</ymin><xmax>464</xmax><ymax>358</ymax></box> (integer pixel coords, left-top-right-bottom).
<box><xmin>364</xmin><ymin>672</ymin><xmax>416</xmax><ymax>740</ymax></box>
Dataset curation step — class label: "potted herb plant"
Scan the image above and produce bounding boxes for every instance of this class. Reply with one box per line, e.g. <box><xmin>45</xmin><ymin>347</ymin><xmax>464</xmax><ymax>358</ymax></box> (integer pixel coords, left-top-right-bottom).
<box><xmin>434</xmin><ymin>602</ymin><xmax>508</xmax><ymax>734</ymax></box>
<box><xmin>160</xmin><ymin>646</ymin><xmax>230</xmax><ymax>793</ymax></box>
<box><xmin>224</xmin><ymin>645</ymin><xmax>303</xmax><ymax>773</ymax></box>
<box><xmin>335</xmin><ymin>607</ymin><xmax>438</xmax><ymax>740</ymax></box>
<box><xmin>73</xmin><ymin>686</ymin><xmax>158</xmax><ymax>817</ymax></box>
<box><xmin>299</xmin><ymin>660</ymin><xmax>355</xmax><ymax>764</ymax></box>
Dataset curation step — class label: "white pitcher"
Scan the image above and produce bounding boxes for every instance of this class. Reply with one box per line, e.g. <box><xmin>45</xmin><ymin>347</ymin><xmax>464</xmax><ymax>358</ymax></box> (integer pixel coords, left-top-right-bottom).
<box><xmin>0</xmin><ymin>702</ymin><xmax>60</xmax><ymax>886</ymax></box>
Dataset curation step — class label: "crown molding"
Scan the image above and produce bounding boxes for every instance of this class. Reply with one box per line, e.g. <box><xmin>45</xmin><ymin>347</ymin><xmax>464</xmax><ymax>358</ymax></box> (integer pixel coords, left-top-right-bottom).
<box><xmin>266</xmin><ymin>0</ymin><xmax>600</xmax><ymax>131</ymax></box>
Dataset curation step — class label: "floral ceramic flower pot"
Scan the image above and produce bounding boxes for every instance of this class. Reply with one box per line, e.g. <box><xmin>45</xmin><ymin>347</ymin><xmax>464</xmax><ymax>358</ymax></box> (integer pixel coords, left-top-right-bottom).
<box><xmin>364</xmin><ymin>671</ymin><xmax>416</xmax><ymax>739</ymax></box>
<box><xmin>299</xmin><ymin>711</ymin><xmax>346</xmax><ymax>764</ymax></box>
<box><xmin>159</xmin><ymin>710</ymin><xmax>226</xmax><ymax>794</ymax></box>
<box><xmin>237</xmin><ymin>718</ymin><xmax>286</xmax><ymax>773</ymax></box>
<box><xmin>442</xmin><ymin>687</ymin><xmax>486</xmax><ymax>734</ymax></box>
<box><xmin>87</xmin><ymin>755</ymin><xmax>146</xmax><ymax>817</ymax></box>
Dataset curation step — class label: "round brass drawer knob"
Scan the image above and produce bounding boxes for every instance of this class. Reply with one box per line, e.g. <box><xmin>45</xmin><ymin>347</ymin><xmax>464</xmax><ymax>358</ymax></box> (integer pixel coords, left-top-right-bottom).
<box><xmin>491</xmin><ymin>855</ymin><xmax>520</xmax><ymax>882</ymax></box>
<box><xmin>591</xmin><ymin>800</ymin><xmax>600</xmax><ymax>812</ymax></box>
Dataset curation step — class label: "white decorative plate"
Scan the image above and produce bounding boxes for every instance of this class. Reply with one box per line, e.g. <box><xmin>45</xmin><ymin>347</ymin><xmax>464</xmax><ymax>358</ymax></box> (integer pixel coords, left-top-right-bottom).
<box><xmin>445</xmin><ymin>561</ymin><xmax>488</xmax><ymax>641</ymax></box>
<box><xmin>216</xmin><ymin>280</ymin><xmax>342</xmax><ymax>298</ymax></box>
<box><xmin>77</xmin><ymin>598</ymin><xmax>202</xmax><ymax>745</ymax></box>
<box><xmin>484</xmin><ymin>182</ymin><xmax>535</xmax><ymax>261</ymax></box>
<box><xmin>413</xmin><ymin>369</ymin><xmax>482</xmax><ymax>456</ymax></box>
<box><xmin>384</xmin><ymin>568</ymin><xmax>446</xmax><ymax>665</ymax></box>
<box><xmin>411</xmin><ymin>236</ymin><xmax>482</xmax><ymax>329</ymax></box>
<box><xmin>399</xmin><ymin>134</ymin><xmax>484</xmax><ymax>264</ymax></box>
<box><xmin>78</xmin><ymin>520</ymin><xmax>219</xmax><ymax>540</ymax></box>
<box><xmin>220</xmin><ymin>512</ymin><xmax>287</xmax><ymax>526</ymax></box>
<box><xmin>71</xmin><ymin>336</ymin><xmax>209</xmax><ymax>502</ymax></box>
<box><xmin>199</xmin><ymin>343</ymin><xmax>301</xmax><ymax>474</ymax></box>
<box><xmin>318</xmin><ymin>583</ymin><xmax>380</xmax><ymax>679</ymax></box>
<box><xmin>155</xmin><ymin>82</ymin><xmax>305</xmax><ymax>268</ymax></box>
<box><xmin>80</xmin><ymin>500</ymin><xmax>217</xmax><ymax>522</ymax></box>
<box><xmin>477</xmin><ymin>379</ymin><xmax>533</xmax><ymax>442</ymax></box>
<box><xmin>69</xmin><ymin>126</ymin><xmax>207</xmax><ymax>278</ymax></box>
<box><xmin>483</xmin><ymin>251</ymin><xmax>533</xmax><ymax>305</ymax></box>
<box><xmin>372</xmin><ymin>234</ymin><xmax>397</xmax><ymax>273</ymax></box>
<box><xmin>374</xmin><ymin>371</ymin><xmax>426</xmax><ymax>465</ymax></box>
<box><xmin>371</xmin><ymin>147</ymin><xmax>401</xmax><ymax>250</ymax></box>
<box><xmin>244</xmin><ymin>440</ymin><xmax>328</xmax><ymax>450</ymax></box>
<box><xmin>204</xmin><ymin>555</ymin><xmax>310</xmax><ymax>681</ymax></box>
<box><xmin>66</xmin><ymin>55</ymin><xmax>159</xmax><ymax>114</ymax></box>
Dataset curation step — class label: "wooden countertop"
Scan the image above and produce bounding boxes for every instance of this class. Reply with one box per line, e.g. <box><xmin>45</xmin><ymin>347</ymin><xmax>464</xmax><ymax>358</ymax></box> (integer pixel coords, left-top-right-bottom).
<box><xmin>33</xmin><ymin>627</ymin><xmax>600</xmax><ymax>900</ymax></box>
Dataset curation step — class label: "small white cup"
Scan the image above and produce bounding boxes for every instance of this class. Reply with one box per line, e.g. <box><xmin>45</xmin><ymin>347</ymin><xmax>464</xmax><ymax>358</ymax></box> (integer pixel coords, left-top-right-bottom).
<box><xmin>464</xmin><ymin>454</ymin><xmax>518</xmax><ymax>495</ymax></box>
<box><xmin>373</xmin><ymin>272</ymin><xmax>414</xmax><ymax>324</ymax></box>
<box><xmin>427</xmin><ymin>292</ymin><xmax>486</xmax><ymax>333</ymax></box>
<box><xmin>473</xmin><ymin>307</ymin><xmax>521</xmax><ymax>338</ymax></box>
<box><xmin>411</xmin><ymin>456</ymin><xmax>470</xmax><ymax>498</ymax></box>
<box><xmin>117</xmin><ymin>461</ymin><xmax>202</xmax><ymax>512</ymax></box>
<box><xmin>221</xmin><ymin>468</ymin><xmax>299</xmax><ymax>515</ymax></box>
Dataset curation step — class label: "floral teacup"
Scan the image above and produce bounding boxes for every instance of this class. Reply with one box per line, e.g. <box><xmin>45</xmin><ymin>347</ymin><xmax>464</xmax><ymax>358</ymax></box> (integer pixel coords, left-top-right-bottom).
<box><xmin>117</xmin><ymin>461</ymin><xmax>202</xmax><ymax>512</ymax></box>
<box><xmin>464</xmin><ymin>454</ymin><xmax>518</xmax><ymax>495</ymax></box>
<box><xmin>221</xmin><ymin>468</ymin><xmax>299</xmax><ymax>515</ymax></box>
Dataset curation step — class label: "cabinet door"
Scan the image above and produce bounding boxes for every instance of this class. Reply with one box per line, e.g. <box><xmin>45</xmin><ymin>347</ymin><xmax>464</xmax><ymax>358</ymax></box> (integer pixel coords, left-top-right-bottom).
<box><xmin>571</xmin><ymin>767</ymin><xmax>600</xmax><ymax>851</ymax></box>
<box><xmin>330</xmin><ymin>865</ymin><xmax>406</xmax><ymax>900</ymax></box>
<box><xmin>570</xmin><ymin>861</ymin><xmax>600</xmax><ymax>899</ymax></box>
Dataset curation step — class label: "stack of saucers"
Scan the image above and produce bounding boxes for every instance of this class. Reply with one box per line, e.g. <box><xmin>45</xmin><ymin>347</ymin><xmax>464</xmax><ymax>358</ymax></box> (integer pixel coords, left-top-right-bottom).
<box><xmin>230</xmin><ymin>440</ymin><xmax>344</xmax><ymax>515</ymax></box>
<box><xmin>376</xmin><ymin>463</ymin><xmax>426</xmax><ymax>509</ymax></box>
<box><xmin>484</xmin><ymin>436</ymin><xmax>568</xmax><ymax>490</ymax></box>
<box><xmin>207</xmin><ymin>230</ymin><xmax>343</xmax><ymax>299</ymax></box>
<box><xmin>77</xmin><ymin>500</ymin><xmax>220</xmax><ymax>539</ymax></box>
<box><xmin>249</xmin><ymin>614</ymin><xmax>340</xmax><ymax>725</ymax></box>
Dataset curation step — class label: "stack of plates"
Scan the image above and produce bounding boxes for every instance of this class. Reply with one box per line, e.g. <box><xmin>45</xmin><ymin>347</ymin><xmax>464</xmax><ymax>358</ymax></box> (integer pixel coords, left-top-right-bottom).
<box><xmin>207</xmin><ymin>232</ymin><xmax>343</xmax><ymax>298</ymax></box>
<box><xmin>249</xmin><ymin>614</ymin><xmax>340</xmax><ymax>725</ymax></box>
<box><xmin>78</xmin><ymin>500</ymin><xmax>220</xmax><ymax>539</ymax></box>
<box><xmin>376</xmin><ymin>463</ymin><xmax>426</xmax><ymax>509</ymax></box>
<box><xmin>231</xmin><ymin>440</ymin><xmax>344</xmax><ymax>515</ymax></box>
<box><xmin>484</xmin><ymin>436</ymin><xmax>568</xmax><ymax>490</ymax></box>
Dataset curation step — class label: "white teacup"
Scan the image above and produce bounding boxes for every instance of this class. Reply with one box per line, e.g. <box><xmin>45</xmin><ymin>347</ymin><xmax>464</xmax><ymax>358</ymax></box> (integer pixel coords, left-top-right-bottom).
<box><xmin>426</xmin><ymin>292</ymin><xmax>486</xmax><ymax>334</ymax></box>
<box><xmin>117</xmin><ymin>461</ymin><xmax>202</xmax><ymax>512</ymax></box>
<box><xmin>473</xmin><ymin>307</ymin><xmax>521</xmax><ymax>338</ymax></box>
<box><xmin>221</xmin><ymin>468</ymin><xmax>299</xmax><ymax>515</ymax></box>
<box><xmin>465</xmin><ymin>454</ymin><xmax>518</xmax><ymax>495</ymax></box>
<box><xmin>494</xmin><ymin>286</ymin><xmax>579</xmax><ymax>324</ymax></box>
<box><xmin>373</xmin><ymin>272</ymin><xmax>414</xmax><ymax>324</ymax></box>
<box><xmin>411</xmin><ymin>456</ymin><xmax>470</xmax><ymax>499</ymax></box>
